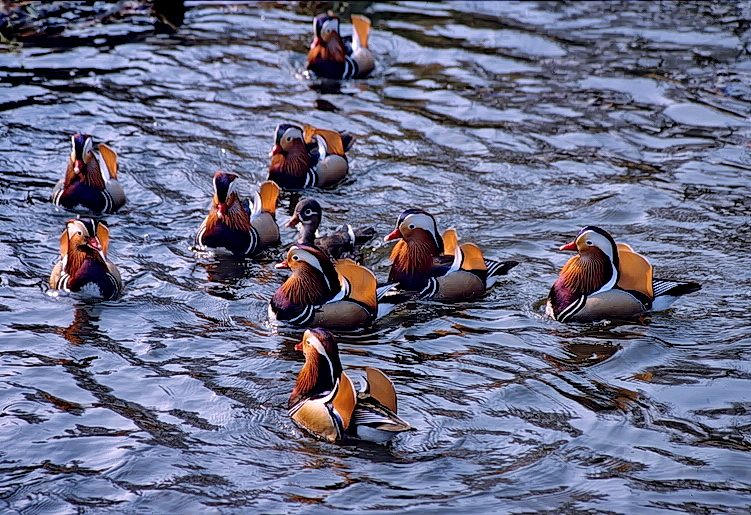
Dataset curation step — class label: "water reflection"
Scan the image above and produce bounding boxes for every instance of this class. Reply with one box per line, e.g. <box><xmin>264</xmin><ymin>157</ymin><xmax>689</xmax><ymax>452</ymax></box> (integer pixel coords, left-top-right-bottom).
<box><xmin>0</xmin><ymin>1</ymin><xmax>749</xmax><ymax>513</ymax></box>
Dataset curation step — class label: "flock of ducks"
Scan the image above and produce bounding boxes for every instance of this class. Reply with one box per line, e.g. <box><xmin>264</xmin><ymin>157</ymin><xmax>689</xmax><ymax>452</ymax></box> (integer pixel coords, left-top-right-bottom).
<box><xmin>46</xmin><ymin>13</ymin><xmax>702</xmax><ymax>445</ymax></box>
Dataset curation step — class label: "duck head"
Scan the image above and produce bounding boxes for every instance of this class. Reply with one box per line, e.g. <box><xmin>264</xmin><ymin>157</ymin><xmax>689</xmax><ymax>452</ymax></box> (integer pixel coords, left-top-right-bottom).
<box><xmin>269</xmin><ymin>123</ymin><xmax>305</xmax><ymax>159</ymax></box>
<box><xmin>293</xmin><ymin>328</ymin><xmax>342</xmax><ymax>395</ymax></box>
<box><xmin>61</xmin><ymin>218</ymin><xmax>108</xmax><ymax>262</ymax></box>
<box><xmin>275</xmin><ymin>244</ymin><xmax>341</xmax><ymax>300</ymax></box>
<box><xmin>384</xmin><ymin>208</ymin><xmax>444</xmax><ymax>253</ymax></box>
<box><xmin>311</xmin><ymin>14</ymin><xmax>340</xmax><ymax>49</ymax></box>
<box><xmin>558</xmin><ymin>226</ymin><xmax>620</xmax><ymax>295</ymax></box>
<box><xmin>286</xmin><ymin>198</ymin><xmax>322</xmax><ymax>244</ymax></box>
<box><xmin>69</xmin><ymin>133</ymin><xmax>94</xmax><ymax>175</ymax></box>
<box><xmin>212</xmin><ymin>171</ymin><xmax>238</xmax><ymax>220</ymax></box>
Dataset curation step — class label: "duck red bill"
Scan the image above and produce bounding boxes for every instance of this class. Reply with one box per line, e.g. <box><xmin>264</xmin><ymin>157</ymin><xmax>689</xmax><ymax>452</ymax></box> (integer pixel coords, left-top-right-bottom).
<box><xmin>87</xmin><ymin>237</ymin><xmax>102</xmax><ymax>250</ymax></box>
<box><xmin>560</xmin><ymin>241</ymin><xmax>578</xmax><ymax>251</ymax></box>
<box><xmin>294</xmin><ymin>342</ymin><xmax>303</xmax><ymax>351</ymax></box>
<box><xmin>285</xmin><ymin>215</ymin><xmax>300</xmax><ymax>228</ymax></box>
<box><xmin>275</xmin><ymin>260</ymin><xmax>289</xmax><ymax>269</ymax></box>
<box><xmin>384</xmin><ymin>228</ymin><xmax>402</xmax><ymax>241</ymax></box>
<box><xmin>268</xmin><ymin>144</ymin><xmax>282</xmax><ymax>157</ymax></box>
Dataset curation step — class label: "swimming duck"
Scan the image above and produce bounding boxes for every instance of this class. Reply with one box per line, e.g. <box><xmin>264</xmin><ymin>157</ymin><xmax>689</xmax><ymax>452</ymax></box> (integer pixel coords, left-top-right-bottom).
<box><xmin>384</xmin><ymin>209</ymin><xmax>519</xmax><ymax>300</ymax></box>
<box><xmin>289</xmin><ymin>328</ymin><xmax>412</xmax><ymax>443</ymax></box>
<box><xmin>51</xmin><ymin>134</ymin><xmax>126</xmax><ymax>214</ymax></box>
<box><xmin>286</xmin><ymin>198</ymin><xmax>376</xmax><ymax>261</ymax></box>
<box><xmin>49</xmin><ymin>218</ymin><xmax>122</xmax><ymax>300</ymax></box>
<box><xmin>546</xmin><ymin>226</ymin><xmax>702</xmax><ymax>323</ymax></box>
<box><xmin>270</xmin><ymin>244</ymin><xmax>390</xmax><ymax>330</ymax></box>
<box><xmin>195</xmin><ymin>172</ymin><xmax>280</xmax><ymax>256</ymax></box>
<box><xmin>267</xmin><ymin>123</ymin><xmax>354</xmax><ymax>189</ymax></box>
<box><xmin>306</xmin><ymin>13</ymin><xmax>374</xmax><ymax>80</ymax></box>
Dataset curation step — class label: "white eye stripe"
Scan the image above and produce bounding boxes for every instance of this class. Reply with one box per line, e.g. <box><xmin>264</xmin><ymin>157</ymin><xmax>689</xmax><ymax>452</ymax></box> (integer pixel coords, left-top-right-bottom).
<box><xmin>283</xmin><ymin>127</ymin><xmax>303</xmax><ymax>142</ymax></box>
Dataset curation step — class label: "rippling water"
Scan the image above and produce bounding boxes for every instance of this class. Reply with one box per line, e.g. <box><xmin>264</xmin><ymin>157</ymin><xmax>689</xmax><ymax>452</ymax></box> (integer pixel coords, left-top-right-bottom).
<box><xmin>1</xmin><ymin>1</ymin><xmax>751</xmax><ymax>513</ymax></box>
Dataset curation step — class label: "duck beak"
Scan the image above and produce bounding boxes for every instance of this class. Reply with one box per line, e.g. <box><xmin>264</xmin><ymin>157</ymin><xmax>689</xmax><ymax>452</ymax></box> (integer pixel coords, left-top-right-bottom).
<box><xmin>87</xmin><ymin>237</ymin><xmax>102</xmax><ymax>251</ymax></box>
<box><xmin>294</xmin><ymin>341</ymin><xmax>303</xmax><ymax>351</ymax></box>
<box><xmin>217</xmin><ymin>203</ymin><xmax>227</xmax><ymax>219</ymax></box>
<box><xmin>275</xmin><ymin>259</ymin><xmax>289</xmax><ymax>269</ymax></box>
<box><xmin>560</xmin><ymin>241</ymin><xmax>578</xmax><ymax>251</ymax></box>
<box><xmin>74</xmin><ymin>159</ymin><xmax>84</xmax><ymax>174</ymax></box>
<box><xmin>285</xmin><ymin>214</ymin><xmax>300</xmax><ymax>228</ymax></box>
<box><xmin>269</xmin><ymin>144</ymin><xmax>282</xmax><ymax>158</ymax></box>
<box><xmin>384</xmin><ymin>228</ymin><xmax>402</xmax><ymax>242</ymax></box>
<box><xmin>311</xmin><ymin>36</ymin><xmax>321</xmax><ymax>49</ymax></box>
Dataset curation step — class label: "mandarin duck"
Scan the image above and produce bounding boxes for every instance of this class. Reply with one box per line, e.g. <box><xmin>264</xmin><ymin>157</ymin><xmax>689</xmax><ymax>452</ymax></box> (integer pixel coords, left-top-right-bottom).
<box><xmin>49</xmin><ymin>218</ymin><xmax>122</xmax><ymax>300</ymax></box>
<box><xmin>384</xmin><ymin>209</ymin><xmax>519</xmax><ymax>301</ymax></box>
<box><xmin>267</xmin><ymin>123</ymin><xmax>354</xmax><ymax>189</ymax></box>
<box><xmin>306</xmin><ymin>13</ymin><xmax>374</xmax><ymax>80</ymax></box>
<box><xmin>287</xmin><ymin>198</ymin><xmax>376</xmax><ymax>261</ymax></box>
<box><xmin>546</xmin><ymin>226</ymin><xmax>702</xmax><ymax>323</ymax></box>
<box><xmin>289</xmin><ymin>328</ymin><xmax>412</xmax><ymax>443</ymax></box>
<box><xmin>270</xmin><ymin>244</ymin><xmax>393</xmax><ymax>330</ymax></box>
<box><xmin>51</xmin><ymin>134</ymin><xmax>126</xmax><ymax>214</ymax></box>
<box><xmin>195</xmin><ymin>172</ymin><xmax>281</xmax><ymax>256</ymax></box>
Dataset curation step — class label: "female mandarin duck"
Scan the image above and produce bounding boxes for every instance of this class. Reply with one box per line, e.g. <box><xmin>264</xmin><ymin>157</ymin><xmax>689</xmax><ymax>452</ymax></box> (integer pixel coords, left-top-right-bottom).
<box><xmin>267</xmin><ymin>123</ymin><xmax>354</xmax><ymax>189</ymax></box>
<box><xmin>287</xmin><ymin>198</ymin><xmax>376</xmax><ymax>261</ymax></box>
<box><xmin>546</xmin><ymin>226</ymin><xmax>701</xmax><ymax>323</ymax></box>
<box><xmin>50</xmin><ymin>218</ymin><xmax>122</xmax><ymax>300</ymax></box>
<box><xmin>270</xmin><ymin>244</ymin><xmax>392</xmax><ymax>330</ymax></box>
<box><xmin>289</xmin><ymin>328</ymin><xmax>412</xmax><ymax>443</ymax></box>
<box><xmin>195</xmin><ymin>172</ymin><xmax>281</xmax><ymax>256</ymax></box>
<box><xmin>52</xmin><ymin>134</ymin><xmax>126</xmax><ymax>214</ymax></box>
<box><xmin>306</xmin><ymin>13</ymin><xmax>374</xmax><ymax>80</ymax></box>
<box><xmin>384</xmin><ymin>209</ymin><xmax>519</xmax><ymax>300</ymax></box>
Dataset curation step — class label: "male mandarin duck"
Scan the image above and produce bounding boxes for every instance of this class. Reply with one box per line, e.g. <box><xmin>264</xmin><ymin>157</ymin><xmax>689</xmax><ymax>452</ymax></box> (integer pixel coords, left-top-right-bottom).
<box><xmin>195</xmin><ymin>172</ymin><xmax>281</xmax><ymax>256</ymax></box>
<box><xmin>51</xmin><ymin>133</ymin><xmax>126</xmax><ymax>214</ymax></box>
<box><xmin>289</xmin><ymin>328</ymin><xmax>412</xmax><ymax>443</ymax></box>
<box><xmin>267</xmin><ymin>123</ymin><xmax>354</xmax><ymax>189</ymax></box>
<box><xmin>50</xmin><ymin>218</ymin><xmax>122</xmax><ymax>300</ymax></box>
<box><xmin>384</xmin><ymin>209</ymin><xmax>519</xmax><ymax>300</ymax></box>
<box><xmin>287</xmin><ymin>198</ymin><xmax>376</xmax><ymax>261</ymax></box>
<box><xmin>306</xmin><ymin>13</ymin><xmax>374</xmax><ymax>80</ymax></box>
<box><xmin>546</xmin><ymin>226</ymin><xmax>702</xmax><ymax>323</ymax></box>
<box><xmin>270</xmin><ymin>244</ymin><xmax>393</xmax><ymax>330</ymax></box>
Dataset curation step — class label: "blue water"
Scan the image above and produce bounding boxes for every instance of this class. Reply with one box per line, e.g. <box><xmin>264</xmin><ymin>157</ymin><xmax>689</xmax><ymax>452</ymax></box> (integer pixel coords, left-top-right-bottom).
<box><xmin>1</xmin><ymin>1</ymin><xmax>750</xmax><ymax>513</ymax></box>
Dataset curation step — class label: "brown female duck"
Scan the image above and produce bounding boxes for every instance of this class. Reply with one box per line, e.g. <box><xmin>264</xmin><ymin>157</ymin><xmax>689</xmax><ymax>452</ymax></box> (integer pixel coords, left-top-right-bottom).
<box><xmin>287</xmin><ymin>198</ymin><xmax>375</xmax><ymax>261</ymax></box>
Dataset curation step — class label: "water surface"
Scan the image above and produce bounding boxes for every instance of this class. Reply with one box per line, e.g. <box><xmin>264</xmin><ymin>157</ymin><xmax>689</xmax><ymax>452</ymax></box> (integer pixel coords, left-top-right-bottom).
<box><xmin>1</xmin><ymin>1</ymin><xmax>750</xmax><ymax>513</ymax></box>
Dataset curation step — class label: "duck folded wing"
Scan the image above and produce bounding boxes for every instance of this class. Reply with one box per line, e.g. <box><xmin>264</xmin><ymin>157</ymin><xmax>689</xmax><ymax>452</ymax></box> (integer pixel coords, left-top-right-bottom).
<box><xmin>616</xmin><ymin>243</ymin><xmax>653</xmax><ymax>298</ymax></box>
<box><xmin>334</xmin><ymin>259</ymin><xmax>377</xmax><ymax>312</ymax></box>
<box><xmin>303</xmin><ymin>125</ymin><xmax>346</xmax><ymax>156</ymax></box>
<box><xmin>364</xmin><ymin>367</ymin><xmax>398</xmax><ymax>414</ymax></box>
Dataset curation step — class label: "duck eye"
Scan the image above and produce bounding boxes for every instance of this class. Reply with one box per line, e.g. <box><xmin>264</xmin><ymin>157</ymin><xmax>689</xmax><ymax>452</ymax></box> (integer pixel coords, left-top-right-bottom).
<box><xmin>285</xmin><ymin>136</ymin><xmax>292</xmax><ymax>143</ymax></box>
<box><xmin>585</xmin><ymin>240</ymin><xmax>593</xmax><ymax>246</ymax></box>
<box><xmin>77</xmin><ymin>231</ymin><xmax>82</xmax><ymax>235</ymax></box>
<box><xmin>408</xmin><ymin>224</ymin><xmax>415</xmax><ymax>230</ymax></box>
<box><xmin>292</xmin><ymin>255</ymin><xmax>300</xmax><ymax>261</ymax></box>
<box><xmin>304</xmin><ymin>209</ymin><xmax>313</xmax><ymax>216</ymax></box>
